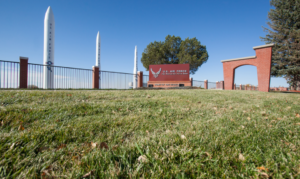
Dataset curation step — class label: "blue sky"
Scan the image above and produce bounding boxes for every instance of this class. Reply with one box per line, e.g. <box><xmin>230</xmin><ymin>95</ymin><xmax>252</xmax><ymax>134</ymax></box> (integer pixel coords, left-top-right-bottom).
<box><xmin>0</xmin><ymin>0</ymin><xmax>289</xmax><ymax>87</ymax></box>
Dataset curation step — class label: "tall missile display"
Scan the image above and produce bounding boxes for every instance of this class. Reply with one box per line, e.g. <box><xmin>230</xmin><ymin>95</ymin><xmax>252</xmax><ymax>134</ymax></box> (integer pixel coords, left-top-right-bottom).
<box><xmin>43</xmin><ymin>6</ymin><xmax>55</xmax><ymax>89</ymax></box>
<box><xmin>96</xmin><ymin>31</ymin><xmax>101</xmax><ymax>88</ymax></box>
<box><xmin>133</xmin><ymin>46</ymin><xmax>138</xmax><ymax>89</ymax></box>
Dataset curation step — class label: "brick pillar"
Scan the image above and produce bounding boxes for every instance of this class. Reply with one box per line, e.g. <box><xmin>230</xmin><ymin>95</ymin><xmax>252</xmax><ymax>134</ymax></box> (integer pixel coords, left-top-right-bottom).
<box><xmin>92</xmin><ymin>66</ymin><xmax>99</xmax><ymax>89</ymax></box>
<box><xmin>137</xmin><ymin>71</ymin><xmax>143</xmax><ymax>88</ymax></box>
<box><xmin>240</xmin><ymin>84</ymin><xmax>242</xmax><ymax>90</ymax></box>
<box><xmin>204</xmin><ymin>80</ymin><xmax>208</xmax><ymax>89</ymax></box>
<box><xmin>220</xmin><ymin>81</ymin><xmax>224</xmax><ymax>90</ymax></box>
<box><xmin>19</xmin><ymin>57</ymin><xmax>28</xmax><ymax>88</ymax></box>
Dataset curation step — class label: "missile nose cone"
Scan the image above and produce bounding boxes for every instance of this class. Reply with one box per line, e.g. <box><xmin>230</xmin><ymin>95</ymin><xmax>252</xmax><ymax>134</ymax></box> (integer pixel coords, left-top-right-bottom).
<box><xmin>45</xmin><ymin>6</ymin><xmax>54</xmax><ymax>21</ymax></box>
<box><xmin>46</xmin><ymin>6</ymin><xmax>53</xmax><ymax>15</ymax></box>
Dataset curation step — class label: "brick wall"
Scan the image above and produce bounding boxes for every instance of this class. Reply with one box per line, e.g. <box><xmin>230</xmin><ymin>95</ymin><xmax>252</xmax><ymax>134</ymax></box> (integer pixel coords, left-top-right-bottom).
<box><xmin>222</xmin><ymin>45</ymin><xmax>273</xmax><ymax>92</ymax></box>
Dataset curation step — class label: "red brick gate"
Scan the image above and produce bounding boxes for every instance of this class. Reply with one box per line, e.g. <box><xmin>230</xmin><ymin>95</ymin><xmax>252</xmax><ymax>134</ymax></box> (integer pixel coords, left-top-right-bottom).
<box><xmin>221</xmin><ymin>44</ymin><xmax>274</xmax><ymax>92</ymax></box>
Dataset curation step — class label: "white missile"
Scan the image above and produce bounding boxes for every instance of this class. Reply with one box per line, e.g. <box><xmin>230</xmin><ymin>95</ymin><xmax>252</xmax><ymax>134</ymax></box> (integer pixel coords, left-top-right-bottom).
<box><xmin>133</xmin><ymin>46</ymin><xmax>138</xmax><ymax>89</ymax></box>
<box><xmin>43</xmin><ymin>6</ymin><xmax>55</xmax><ymax>89</ymax></box>
<box><xmin>96</xmin><ymin>31</ymin><xmax>101</xmax><ymax>88</ymax></box>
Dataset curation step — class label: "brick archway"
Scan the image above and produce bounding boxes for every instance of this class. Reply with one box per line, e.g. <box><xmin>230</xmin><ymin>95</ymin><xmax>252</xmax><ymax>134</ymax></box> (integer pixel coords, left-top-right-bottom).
<box><xmin>221</xmin><ymin>44</ymin><xmax>274</xmax><ymax>92</ymax></box>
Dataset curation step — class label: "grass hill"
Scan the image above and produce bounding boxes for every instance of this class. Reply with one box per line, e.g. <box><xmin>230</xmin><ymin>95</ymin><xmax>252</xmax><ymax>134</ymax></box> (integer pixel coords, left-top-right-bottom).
<box><xmin>0</xmin><ymin>90</ymin><xmax>299</xmax><ymax>178</ymax></box>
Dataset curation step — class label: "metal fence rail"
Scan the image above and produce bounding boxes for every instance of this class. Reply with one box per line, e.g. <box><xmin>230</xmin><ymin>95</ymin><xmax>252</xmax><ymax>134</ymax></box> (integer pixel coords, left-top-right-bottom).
<box><xmin>1</xmin><ymin>60</ymin><xmax>228</xmax><ymax>90</ymax></box>
<box><xmin>143</xmin><ymin>75</ymin><xmax>149</xmax><ymax>87</ymax></box>
<box><xmin>208</xmin><ymin>82</ymin><xmax>216</xmax><ymax>89</ymax></box>
<box><xmin>0</xmin><ymin>60</ymin><xmax>19</xmax><ymax>89</ymax></box>
<box><xmin>28</xmin><ymin>63</ymin><xmax>93</xmax><ymax>89</ymax></box>
<box><xmin>100</xmin><ymin>71</ymin><xmax>135</xmax><ymax>89</ymax></box>
<box><xmin>193</xmin><ymin>80</ymin><xmax>205</xmax><ymax>88</ymax></box>
<box><xmin>28</xmin><ymin>63</ymin><xmax>44</xmax><ymax>89</ymax></box>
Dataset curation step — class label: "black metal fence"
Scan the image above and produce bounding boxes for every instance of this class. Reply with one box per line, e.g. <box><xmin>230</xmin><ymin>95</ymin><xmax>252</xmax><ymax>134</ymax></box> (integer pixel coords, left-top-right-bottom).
<box><xmin>208</xmin><ymin>82</ymin><xmax>216</xmax><ymax>89</ymax></box>
<box><xmin>0</xmin><ymin>60</ymin><xmax>19</xmax><ymax>88</ymax></box>
<box><xmin>0</xmin><ymin>60</ymin><xmax>142</xmax><ymax>90</ymax></box>
<box><xmin>28</xmin><ymin>63</ymin><xmax>93</xmax><ymax>89</ymax></box>
<box><xmin>234</xmin><ymin>85</ymin><xmax>258</xmax><ymax>91</ymax></box>
<box><xmin>192</xmin><ymin>80</ymin><xmax>205</xmax><ymax>88</ymax></box>
<box><xmin>1</xmin><ymin>59</ymin><xmax>222</xmax><ymax>90</ymax></box>
<box><xmin>27</xmin><ymin>63</ymin><xmax>43</xmax><ymax>89</ymax></box>
<box><xmin>241</xmin><ymin>85</ymin><xmax>245</xmax><ymax>90</ymax></box>
<box><xmin>143</xmin><ymin>75</ymin><xmax>149</xmax><ymax>87</ymax></box>
<box><xmin>99</xmin><ymin>71</ymin><xmax>135</xmax><ymax>89</ymax></box>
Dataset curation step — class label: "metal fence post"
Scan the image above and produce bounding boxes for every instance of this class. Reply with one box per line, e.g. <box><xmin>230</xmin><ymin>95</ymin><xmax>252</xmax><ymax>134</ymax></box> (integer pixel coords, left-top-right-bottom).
<box><xmin>19</xmin><ymin>57</ymin><xmax>28</xmax><ymax>88</ymax></box>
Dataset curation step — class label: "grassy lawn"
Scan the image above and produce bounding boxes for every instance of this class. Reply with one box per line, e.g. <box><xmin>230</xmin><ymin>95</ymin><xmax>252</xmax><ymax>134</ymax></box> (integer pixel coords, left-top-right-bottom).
<box><xmin>0</xmin><ymin>89</ymin><xmax>299</xmax><ymax>178</ymax></box>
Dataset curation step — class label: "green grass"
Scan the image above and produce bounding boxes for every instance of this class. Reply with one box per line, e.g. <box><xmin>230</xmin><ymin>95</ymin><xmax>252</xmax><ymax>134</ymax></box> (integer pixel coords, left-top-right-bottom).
<box><xmin>0</xmin><ymin>89</ymin><xmax>299</xmax><ymax>178</ymax></box>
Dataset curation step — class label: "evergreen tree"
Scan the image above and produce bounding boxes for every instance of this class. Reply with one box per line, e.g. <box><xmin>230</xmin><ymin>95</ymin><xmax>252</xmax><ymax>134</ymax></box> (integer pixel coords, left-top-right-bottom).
<box><xmin>141</xmin><ymin>35</ymin><xmax>208</xmax><ymax>75</ymax></box>
<box><xmin>261</xmin><ymin>0</ymin><xmax>300</xmax><ymax>89</ymax></box>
